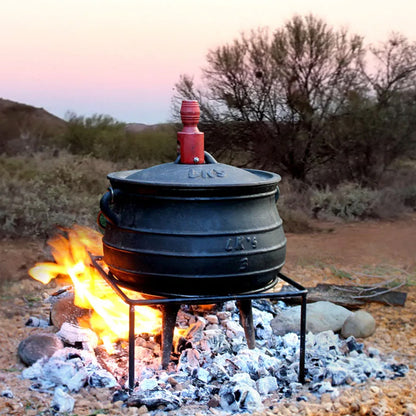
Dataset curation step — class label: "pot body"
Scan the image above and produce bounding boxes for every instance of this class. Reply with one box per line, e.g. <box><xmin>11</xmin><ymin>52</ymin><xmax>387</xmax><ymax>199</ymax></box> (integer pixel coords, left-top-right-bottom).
<box><xmin>100</xmin><ymin>171</ymin><xmax>286</xmax><ymax>296</ymax></box>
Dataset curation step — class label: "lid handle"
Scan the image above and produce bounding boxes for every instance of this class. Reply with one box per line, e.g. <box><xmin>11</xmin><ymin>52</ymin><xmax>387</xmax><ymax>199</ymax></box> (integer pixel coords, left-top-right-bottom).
<box><xmin>177</xmin><ymin>100</ymin><xmax>204</xmax><ymax>164</ymax></box>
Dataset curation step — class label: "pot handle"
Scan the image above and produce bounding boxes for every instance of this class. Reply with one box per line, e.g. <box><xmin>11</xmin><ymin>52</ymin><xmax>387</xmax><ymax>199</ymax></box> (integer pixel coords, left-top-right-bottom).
<box><xmin>99</xmin><ymin>187</ymin><xmax>120</xmax><ymax>226</ymax></box>
<box><xmin>174</xmin><ymin>151</ymin><xmax>218</xmax><ymax>164</ymax></box>
<box><xmin>275</xmin><ymin>186</ymin><xmax>280</xmax><ymax>202</ymax></box>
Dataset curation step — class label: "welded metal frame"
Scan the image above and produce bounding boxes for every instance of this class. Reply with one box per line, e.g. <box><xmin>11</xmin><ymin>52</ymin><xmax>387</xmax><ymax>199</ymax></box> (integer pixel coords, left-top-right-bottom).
<box><xmin>91</xmin><ymin>255</ymin><xmax>307</xmax><ymax>393</ymax></box>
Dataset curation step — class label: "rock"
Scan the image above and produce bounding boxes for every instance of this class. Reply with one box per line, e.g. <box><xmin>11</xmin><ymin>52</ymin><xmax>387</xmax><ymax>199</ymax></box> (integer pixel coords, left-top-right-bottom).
<box><xmin>271</xmin><ymin>301</ymin><xmax>352</xmax><ymax>335</ymax></box>
<box><xmin>341</xmin><ymin>310</ymin><xmax>376</xmax><ymax>338</ymax></box>
<box><xmin>18</xmin><ymin>333</ymin><xmax>64</xmax><ymax>366</ymax></box>
<box><xmin>49</xmin><ymin>291</ymin><xmax>91</xmax><ymax>329</ymax></box>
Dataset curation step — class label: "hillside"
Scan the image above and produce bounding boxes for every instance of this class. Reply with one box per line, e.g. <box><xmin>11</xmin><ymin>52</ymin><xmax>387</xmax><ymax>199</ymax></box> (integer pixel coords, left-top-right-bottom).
<box><xmin>0</xmin><ymin>98</ymin><xmax>67</xmax><ymax>154</ymax></box>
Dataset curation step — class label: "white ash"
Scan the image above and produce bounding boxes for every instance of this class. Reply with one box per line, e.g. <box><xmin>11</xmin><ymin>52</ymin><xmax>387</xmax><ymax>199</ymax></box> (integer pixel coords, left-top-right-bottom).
<box><xmin>123</xmin><ymin>301</ymin><xmax>407</xmax><ymax>413</ymax></box>
<box><xmin>20</xmin><ymin>300</ymin><xmax>408</xmax><ymax>414</ymax></box>
<box><xmin>57</xmin><ymin>322</ymin><xmax>98</xmax><ymax>351</ymax></box>
<box><xmin>21</xmin><ymin>347</ymin><xmax>117</xmax><ymax>413</ymax></box>
<box><xmin>51</xmin><ymin>386</ymin><xmax>75</xmax><ymax>413</ymax></box>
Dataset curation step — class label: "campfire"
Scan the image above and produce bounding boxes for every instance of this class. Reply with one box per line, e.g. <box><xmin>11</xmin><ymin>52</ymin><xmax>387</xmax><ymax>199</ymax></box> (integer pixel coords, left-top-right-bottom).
<box><xmin>28</xmin><ymin>225</ymin><xmax>168</xmax><ymax>353</ymax></box>
<box><xmin>20</xmin><ymin>225</ymin><xmax>408</xmax><ymax>414</ymax></box>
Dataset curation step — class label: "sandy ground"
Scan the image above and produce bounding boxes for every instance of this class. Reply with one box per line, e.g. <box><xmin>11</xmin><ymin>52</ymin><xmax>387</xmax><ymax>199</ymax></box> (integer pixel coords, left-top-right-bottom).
<box><xmin>0</xmin><ymin>214</ymin><xmax>415</xmax><ymax>415</ymax></box>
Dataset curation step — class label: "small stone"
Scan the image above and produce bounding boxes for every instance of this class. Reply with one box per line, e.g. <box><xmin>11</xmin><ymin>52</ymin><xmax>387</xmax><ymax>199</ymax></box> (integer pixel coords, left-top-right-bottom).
<box><xmin>216</xmin><ymin>311</ymin><xmax>231</xmax><ymax>321</ymax></box>
<box><xmin>206</xmin><ymin>314</ymin><xmax>219</xmax><ymax>325</ymax></box>
<box><xmin>18</xmin><ymin>333</ymin><xmax>64</xmax><ymax>366</ymax></box>
<box><xmin>341</xmin><ymin>310</ymin><xmax>376</xmax><ymax>338</ymax></box>
<box><xmin>137</xmin><ymin>405</ymin><xmax>149</xmax><ymax>415</ymax></box>
<box><xmin>207</xmin><ymin>396</ymin><xmax>220</xmax><ymax>408</ymax></box>
<box><xmin>370</xmin><ymin>385</ymin><xmax>381</xmax><ymax>394</ymax></box>
<box><xmin>167</xmin><ymin>377</ymin><xmax>178</xmax><ymax>386</ymax></box>
<box><xmin>409</xmin><ymin>337</ymin><xmax>416</xmax><ymax>345</ymax></box>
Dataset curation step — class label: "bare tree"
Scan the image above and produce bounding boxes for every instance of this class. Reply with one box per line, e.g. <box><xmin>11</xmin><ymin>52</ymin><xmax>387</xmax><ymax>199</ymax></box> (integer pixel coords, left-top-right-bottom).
<box><xmin>365</xmin><ymin>33</ymin><xmax>416</xmax><ymax>106</ymax></box>
<box><xmin>174</xmin><ymin>15</ymin><xmax>365</xmax><ymax>181</ymax></box>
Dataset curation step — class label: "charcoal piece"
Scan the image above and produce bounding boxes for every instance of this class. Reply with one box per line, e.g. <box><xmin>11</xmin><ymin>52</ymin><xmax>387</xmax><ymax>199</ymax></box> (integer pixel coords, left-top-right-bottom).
<box><xmin>389</xmin><ymin>363</ymin><xmax>408</xmax><ymax>378</ymax></box>
<box><xmin>18</xmin><ymin>333</ymin><xmax>64</xmax><ymax>366</ymax></box>
<box><xmin>346</xmin><ymin>337</ymin><xmax>364</xmax><ymax>353</ymax></box>
<box><xmin>112</xmin><ymin>389</ymin><xmax>129</xmax><ymax>403</ymax></box>
<box><xmin>25</xmin><ymin>317</ymin><xmax>49</xmax><ymax>328</ymax></box>
<box><xmin>326</xmin><ymin>364</ymin><xmax>348</xmax><ymax>386</ymax></box>
<box><xmin>127</xmin><ymin>390</ymin><xmax>182</xmax><ymax>410</ymax></box>
<box><xmin>1</xmin><ymin>390</ymin><xmax>13</xmax><ymax>398</ymax></box>
<box><xmin>252</xmin><ymin>299</ymin><xmax>276</xmax><ymax>315</ymax></box>
<box><xmin>219</xmin><ymin>382</ymin><xmax>263</xmax><ymax>413</ymax></box>
<box><xmin>296</xmin><ymin>395</ymin><xmax>308</xmax><ymax>402</ymax></box>
<box><xmin>88</xmin><ymin>369</ymin><xmax>118</xmax><ymax>388</ymax></box>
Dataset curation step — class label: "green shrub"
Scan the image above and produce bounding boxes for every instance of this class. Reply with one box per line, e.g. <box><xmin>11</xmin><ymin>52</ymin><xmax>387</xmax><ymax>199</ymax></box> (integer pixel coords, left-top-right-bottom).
<box><xmin>62</xmin><ymin>113</ymin><xmax>177</xmax><ymax>163</ymax></box>
<box><xmin>311</xmin><ymin>183</ymin><xmax>379</xmax><ymax>219</ymax></box>
<box><xmin>0</xmin><ymin>152</ymin><xmax>117</xmax><ymax>237</ymax></box>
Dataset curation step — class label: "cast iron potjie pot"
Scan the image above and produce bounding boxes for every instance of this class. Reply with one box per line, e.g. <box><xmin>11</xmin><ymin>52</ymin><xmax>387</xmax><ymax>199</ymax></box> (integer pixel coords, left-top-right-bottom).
<box><xmin>99</xmin><ymin>101</ymin><xmax>286</xmax><ymax>297</ymax></box>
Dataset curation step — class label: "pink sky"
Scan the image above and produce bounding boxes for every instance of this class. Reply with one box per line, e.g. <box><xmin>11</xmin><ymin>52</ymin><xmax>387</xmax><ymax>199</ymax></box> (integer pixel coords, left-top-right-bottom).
<box><xmin>1</xmin><ymin>0</ymin><xmax>416</xmax><ymax>124</ymax></box>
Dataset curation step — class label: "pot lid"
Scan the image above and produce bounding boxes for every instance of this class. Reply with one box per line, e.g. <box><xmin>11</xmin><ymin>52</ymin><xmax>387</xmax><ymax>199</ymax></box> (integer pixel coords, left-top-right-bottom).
<box><xmin>107</xmin><ymin>153</ymin><xmax>280</xmax><ymax>189</ymax></box>
<box><xmin>107</xmin><ymin>101</ymin><xmax>280</xmax><ymax>190</ymax></box>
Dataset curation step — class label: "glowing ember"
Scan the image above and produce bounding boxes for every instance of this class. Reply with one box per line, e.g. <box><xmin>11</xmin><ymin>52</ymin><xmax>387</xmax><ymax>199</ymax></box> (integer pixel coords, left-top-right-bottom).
<box><xmin>29</xmin><ymin>225</ymin><xmax>163</xmax><ymax>352</ymax></box>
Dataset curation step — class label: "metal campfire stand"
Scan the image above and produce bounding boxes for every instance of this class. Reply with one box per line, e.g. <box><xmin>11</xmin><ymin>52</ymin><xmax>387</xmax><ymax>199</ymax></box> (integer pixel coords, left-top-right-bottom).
<box><xmin>91</xmin><ymin>256</ymin><xmax>307</xmax><ymax>393</ymax></box>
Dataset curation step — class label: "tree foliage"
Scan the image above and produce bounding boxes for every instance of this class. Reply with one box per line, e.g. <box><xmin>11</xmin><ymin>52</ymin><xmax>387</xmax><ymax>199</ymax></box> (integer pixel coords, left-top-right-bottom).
<box><xmin>174</xmin><ymin>15</ymin><xmax>416</xmax><ymax>186</ymax></box>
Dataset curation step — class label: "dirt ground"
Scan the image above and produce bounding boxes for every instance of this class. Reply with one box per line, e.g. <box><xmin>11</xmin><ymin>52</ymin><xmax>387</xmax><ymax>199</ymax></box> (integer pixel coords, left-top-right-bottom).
<box><xmin>0</xmin><ymin>214</ymin><xmax>415</xmax><ymax>415</ymax></box>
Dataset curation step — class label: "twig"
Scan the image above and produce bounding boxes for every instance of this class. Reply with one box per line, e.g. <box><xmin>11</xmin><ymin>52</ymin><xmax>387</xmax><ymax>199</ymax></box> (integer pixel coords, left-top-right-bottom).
<box><xmin>352</xmin><ymin>281</ymin><xmax>407</xmax><ymax>299</ymax></box>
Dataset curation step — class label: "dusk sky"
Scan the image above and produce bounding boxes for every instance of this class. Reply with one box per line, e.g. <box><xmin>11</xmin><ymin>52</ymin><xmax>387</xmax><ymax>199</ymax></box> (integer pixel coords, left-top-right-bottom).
<box><xmin>2</xmin><ymin>0</ymin><xmax>416</xmax><ymax>125</ymax></box>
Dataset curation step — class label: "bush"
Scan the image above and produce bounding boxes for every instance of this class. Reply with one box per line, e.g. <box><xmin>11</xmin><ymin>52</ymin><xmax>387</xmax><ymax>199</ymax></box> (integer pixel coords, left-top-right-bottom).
<box><xmin>0</xmin><ymin>152</ymin><xmax>117</xmax><ymax>238</ymax></box>
<box><xmin>311</xmin><ymin>183</ymin><xmax>379</xmax><ymax>220</ymax></box>
<box><xmin>62</xmin><ymin>113</ymin><xmax>177</xmax><ymax>164</ymax></box>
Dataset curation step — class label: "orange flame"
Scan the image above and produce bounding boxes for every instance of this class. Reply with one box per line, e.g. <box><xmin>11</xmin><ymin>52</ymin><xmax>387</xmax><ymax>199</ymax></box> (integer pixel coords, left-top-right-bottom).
<box><xmin>29</xmin><ymin>225</ymin><xmax>163</xmax><ymax>352</ymax></box>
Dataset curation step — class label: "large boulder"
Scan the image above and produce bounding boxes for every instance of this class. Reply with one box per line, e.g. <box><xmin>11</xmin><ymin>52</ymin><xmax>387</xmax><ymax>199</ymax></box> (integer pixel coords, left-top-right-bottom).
<box><xmin>271</xmin><ymin>301</ymin><xmax>352</xmax><ymax>336</ymax></box>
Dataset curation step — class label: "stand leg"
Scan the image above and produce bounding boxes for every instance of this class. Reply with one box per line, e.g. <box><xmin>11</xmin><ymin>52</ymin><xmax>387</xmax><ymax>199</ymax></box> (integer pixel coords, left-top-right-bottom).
<box><xmin>128</xmin><ymin>304</ymin><xmax>135</xmax><ymax>392</ymax></box>
<box><xmin>299</xmin><ymin>293</ymin><xmax>307</xmax><ymax>383</ymax></box>
<box><xmin>237</xmin><ymin>299</ymin><xmax>256</xmax><ymax>349</ymax></box>
<box><xmin>161</xmin><ymin>303</ymin><xmax>180</xmax><ymax>369</ymax></box>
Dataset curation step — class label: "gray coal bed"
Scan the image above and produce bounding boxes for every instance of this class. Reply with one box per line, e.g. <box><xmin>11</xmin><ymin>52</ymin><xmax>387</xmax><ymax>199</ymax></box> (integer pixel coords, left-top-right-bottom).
<box><xmin>19</xmin><ymin>300</ymin><xmax>407</xmax><ymax>414</ymax></box>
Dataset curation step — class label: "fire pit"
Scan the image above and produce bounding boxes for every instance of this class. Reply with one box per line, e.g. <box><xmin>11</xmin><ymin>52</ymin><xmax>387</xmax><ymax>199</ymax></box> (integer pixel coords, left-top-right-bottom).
<box><xmin>95</xmin><ymin>100</ymin><xmax>307</xmax><ymax>390</ymax></box>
